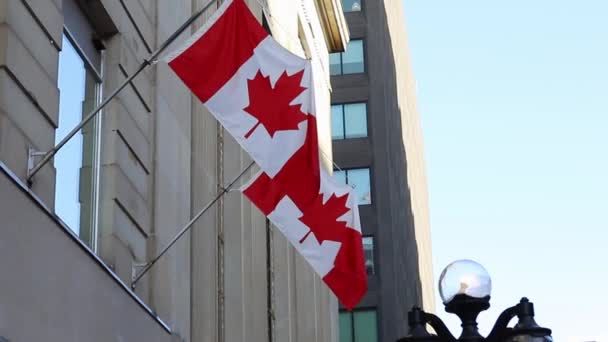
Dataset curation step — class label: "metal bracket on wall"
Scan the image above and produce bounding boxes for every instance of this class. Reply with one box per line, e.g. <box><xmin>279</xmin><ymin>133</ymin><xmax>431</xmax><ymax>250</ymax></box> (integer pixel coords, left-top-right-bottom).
<box><xmin>26</xmin><ymin>148</ymin><xmax>47</xmax><ymax>182</ymax></box>
<box><xmin>131</xmin><ymin>262</ymin><xmax>150</xmax><ymax>285</ymax></box>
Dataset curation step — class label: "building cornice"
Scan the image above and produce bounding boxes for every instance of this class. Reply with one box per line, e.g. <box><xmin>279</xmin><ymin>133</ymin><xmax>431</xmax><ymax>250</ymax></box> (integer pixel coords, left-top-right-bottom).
<box><xmin>313</xmin><ymin>0</ymin><xmax>350</xmax><ymax>52</ymax></box>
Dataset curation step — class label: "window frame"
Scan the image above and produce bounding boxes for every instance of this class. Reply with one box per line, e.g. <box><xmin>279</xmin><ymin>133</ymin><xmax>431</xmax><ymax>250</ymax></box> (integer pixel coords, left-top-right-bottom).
<box><xmin>362</xmin><ymin>235</ymin><xmax>376</xmax><ymax>276</ymax></box>
<box><xmin>342</xmin><ymin>0</ymin><xmax>364</xmax><ymax>13</ymax></box>
<box><xmin>334</xmin><ymin>167</ymin><xmax>372</xmax><ymax>205</ymax></box>
<box><xmin>57</xmin><ymin>15</ymin><xmax>104</xmax><ymax>252</ymax></box>
<box><xmin>63</xmin><ymin>0</ymin><xmax>103</xmax><ymax>79</ymax></box>
<box><xmin>339</xmin><ymin>308</ymin><xmax>379</xmax><ymax>342</ymax></box>
<box><xmin>330</xmin><ymin>39</ymin><xmax>366</xmax><ymax>76</ymax></box>
<box><xmin>331</xmin><ymin>102</ymin><xmax>369</xmax><ymax>140</ymax></box>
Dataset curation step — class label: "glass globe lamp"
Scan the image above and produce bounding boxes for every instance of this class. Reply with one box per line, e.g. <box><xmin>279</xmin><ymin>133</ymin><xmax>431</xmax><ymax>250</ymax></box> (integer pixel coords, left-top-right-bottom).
<box><xmin>398</xmin><ymin>260</ymin><xmax>551</xmax><ymax>342</ymax></box>
<box><xmin>438</xmin><ymin>259</ymin><xmax>492</xmax><ymax>304</ymax></box>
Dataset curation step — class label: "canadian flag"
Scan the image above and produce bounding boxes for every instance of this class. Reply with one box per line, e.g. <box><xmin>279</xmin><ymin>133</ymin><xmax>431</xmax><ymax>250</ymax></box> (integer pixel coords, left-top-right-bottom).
<box><xmin>165</xmin><ymin>0</ymin><xmax>367</xmax><ymax>309</ymax></box>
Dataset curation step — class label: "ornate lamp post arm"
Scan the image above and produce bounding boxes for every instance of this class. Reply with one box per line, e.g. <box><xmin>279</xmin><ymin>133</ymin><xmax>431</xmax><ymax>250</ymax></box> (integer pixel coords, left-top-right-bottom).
<box><xmin>397</xmin><ymin>307</ymin><xmax>457</xmax><ymax>342</ymax></box>
<box><xmin>424</xmin><ymin>312</ymin><xmax>457</xmax><ymax>342</ymax></box>
<box><xmin>486</xmin><ymin>297</ymin><xmax>552</xmax><ymax>342</ymax></box>
<box><xmin>485</xmin><ymin>305</ymin><xmax>517</xmax><ymax>342</ymax></box>
<box><xmin>396</xmin><ymin>260</ymin><xmax>553</xmax><ymax>342</ymax></box>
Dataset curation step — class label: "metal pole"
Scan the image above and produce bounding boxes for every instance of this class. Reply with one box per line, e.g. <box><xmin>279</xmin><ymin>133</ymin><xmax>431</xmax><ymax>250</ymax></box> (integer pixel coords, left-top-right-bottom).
<box><xmin>27</xmin><ymin>0</ymin><xmax>218</xmax><ymax>184</ymax></box>
<box><xmin>131</xmin><ymin>161</ymin><xmax>255</xmax><ymax>288</ymax></box>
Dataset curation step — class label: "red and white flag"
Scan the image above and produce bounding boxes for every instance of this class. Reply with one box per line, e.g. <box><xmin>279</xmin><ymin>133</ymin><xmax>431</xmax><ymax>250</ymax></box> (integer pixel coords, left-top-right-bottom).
<box><xmin>165</xmin><ymin>0</ymin><xmax>367</xmax><ymax>309</ymax></box>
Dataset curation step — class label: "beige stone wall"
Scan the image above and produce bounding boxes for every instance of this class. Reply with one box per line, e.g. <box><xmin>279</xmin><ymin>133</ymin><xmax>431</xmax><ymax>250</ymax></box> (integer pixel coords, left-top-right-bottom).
<box><xmin>384</xmin><ymin>0</ymin><xmax>436</xmax><ymax>313</ymax></box>
<box><xmin>96</xmin><ymin>0</ymin><xmax>157</xmax><ymax>311</ymax></box>
<box><xmin>0</xmin><ymin>0</ymin><xmax>61</xmax><ymax>207</ymax></box>
<box><xmin>0</xmin><ymin>0</ymin><xmax>342</xmax><ymax>341</ymax></box>
<box><xmin>189</xmin><ymin>5</ymin><xmax>223</xmax><ymax>342</ymax></box>
<box><xmin>0</xmin><ymin>169</ymin><xmax>174</xmax><ymax>342</ymax></box>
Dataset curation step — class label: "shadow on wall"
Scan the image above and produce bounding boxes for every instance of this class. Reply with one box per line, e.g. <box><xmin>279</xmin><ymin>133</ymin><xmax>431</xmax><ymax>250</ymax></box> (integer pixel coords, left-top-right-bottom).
<box><xmin>372</xmin><ymin>1</ymin><xmax>428</xmax><ymax>341</ymax></box>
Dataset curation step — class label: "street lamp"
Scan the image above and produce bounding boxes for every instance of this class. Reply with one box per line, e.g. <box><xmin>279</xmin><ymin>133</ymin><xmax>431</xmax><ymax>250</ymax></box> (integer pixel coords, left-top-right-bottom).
<box><xmin>398</xmin><ymin>260</ymin><xmax>552</xmax><ymax>342</ymax></box>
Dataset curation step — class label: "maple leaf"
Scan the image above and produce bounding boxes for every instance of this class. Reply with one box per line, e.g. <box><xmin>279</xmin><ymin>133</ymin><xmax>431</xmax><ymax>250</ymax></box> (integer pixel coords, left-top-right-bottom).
<box><xmin>299</xmin><ymin>193</ymin><xmax>351</xmax><ymax>244</ymax></box>
<box><xmin>243</xmin><ymin>70</ymin><xmax>308</xmax><ymax>138</ymax></box>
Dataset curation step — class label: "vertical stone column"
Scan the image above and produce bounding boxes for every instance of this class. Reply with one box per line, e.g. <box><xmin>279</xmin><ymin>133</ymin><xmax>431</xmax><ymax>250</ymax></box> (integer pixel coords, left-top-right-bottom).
<box><xmin>0</xmin><ymin>0</ymin><xmax>62</xmax><ymax>206</ymax></box>
<box><xmin>91</xmin><ymin>0</ymin><xmax>157</xmax><ymax>309</ymax></box>
<box><xmin>150</xmin><ymin>0</ymin><xmax>193</xmax><ymax>339</ymax></box>
<box><xmin>190</xmin><ymin>3</ymin><xmax>223</xmax><ymax>340</ymax></box>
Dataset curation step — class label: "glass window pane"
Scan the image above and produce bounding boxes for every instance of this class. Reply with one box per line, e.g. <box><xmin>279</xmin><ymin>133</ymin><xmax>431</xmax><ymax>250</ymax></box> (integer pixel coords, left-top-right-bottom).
<box><xmin>78</xmin><ymin>69</ymin><xmax>101</xmax><ymax>247</ymax></box>
<box><xmin>55</xmin><ymin>35</ymin><xmax>99</xmax><ymax>248</ymax></box>
<box><xmin>333</xmin><ymin>170</ymin><xmax>347</xmax><ymax>185</ymax></box>
<box><xmin>344</xmin><ymin>103</ymin><xmax>368</xmax><ymax>138</ymax></box>
<box><xmin>330</xmin><ymin>52</ymin><xmax>342</xmax><ymax>75</ymax></box>
<box><xmin>354</xmin><ymin>310</ymin><xmax>378</xmax><ymax>342</ymax></box>
<box><xmin>55</xmin><ymin>36</ymin><xmax>87</xmax><ymax>235</ymax></box>
<box><xmin>342</xmin><ymin>40</ymin><xmax>364</xmax><ymax>74</ymax></box>
<box><xmin>342</xmin><ymin>0</ymin><xmax>362</xmax><ymax>12</ymax></box>
<box><xmin>363</xmin><ymin>236</ymin><xmax>375</xmax><ymax>275</ymax></box>
<box><xmin>332</xmin><ymin>105</ymin><xmax>345</xmax><ymax>140</ymax></box>
<box><xmin>340</xmin><ymin>312</ymin><xmax>354</xmax><ymax>342</ymax></box>
<box><xmin>347</xmin><ymin>168</ymin><xmax>371</xmax><ymax>205</ymax></box>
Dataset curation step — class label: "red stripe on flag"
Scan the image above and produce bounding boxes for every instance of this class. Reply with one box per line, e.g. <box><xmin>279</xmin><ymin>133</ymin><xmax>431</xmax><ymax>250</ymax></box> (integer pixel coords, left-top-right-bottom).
<box><xmin>242</xmin><ymin>172</ymin><xmax>282</xmax><ymax>215</ymax></box>
<box><xmin>243</xmin><ymin>115</ymin><xmax>321</xmax><ymax>213</ymax></box>
<box><xmin>168</xmin><ymin>0</ymin><xmax>268</xmax><ymax>102</ymax></box>
<box><xmin>323</xmin><ymin>228</ymin><xmax>368</xmax><ymax>310</ymax></box>
<box><xmin>243</xmin><ymin>114</ymin><xmax>368</xmax><ymax>308</ymax></box>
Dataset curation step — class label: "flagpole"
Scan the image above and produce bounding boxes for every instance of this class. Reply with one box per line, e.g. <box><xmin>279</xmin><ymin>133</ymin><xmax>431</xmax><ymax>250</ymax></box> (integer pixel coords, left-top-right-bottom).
<box><xmin>27</xmin><ymin>0</ymin><xmax>218</xmax><ymax>184</ymax></box>
<box><xmin>131</xmin><ymin>161</ymin><xmax>255</xmax><ymax>289</ymax></box>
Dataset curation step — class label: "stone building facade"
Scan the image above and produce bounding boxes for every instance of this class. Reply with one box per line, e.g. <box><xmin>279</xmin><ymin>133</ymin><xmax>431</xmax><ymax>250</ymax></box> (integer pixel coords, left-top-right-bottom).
<box><xmin>0</xmin><ymin>0</ymin><xmax>349</xmax><ymax>341</ymax></box>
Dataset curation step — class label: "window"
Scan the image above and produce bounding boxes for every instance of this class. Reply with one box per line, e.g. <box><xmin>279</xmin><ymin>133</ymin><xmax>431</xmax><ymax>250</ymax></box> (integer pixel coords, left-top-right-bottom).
<box><xmin>55</xmin><ymin>34</ymin><xmax>102</xmax><ymax>248</ymax></box>
<box><xmin>340</xmin><ymin>309</ymin><xmax>378</xmax><ymax>342</ymax></box>
<box><xmin>330</xmin><ymin>40</ymin><xmax>365</xmax><ymax>75</ymax></box>
<box><xmin>331</xmin><ymin>103</ymin><xmax>368</xmax><ymax>139</ymax></box>
<box><xmin>342</xmin><ymin>0</ymin><xmax>362</xmax><ymax>12</ymax></box>
<box><xmin>363</xmin><ymin>236</ymin><xmax>375</xmax><ymax>275</ymax></box>
<box><xmin>55</xmin><ymin>3</ymin><xmax>103</xmax><ymax>250</ymax></box>
<box><xmin>333</xmin><ymin>168</ymin><xmax>371</xmax><ymax>205</ymax></box>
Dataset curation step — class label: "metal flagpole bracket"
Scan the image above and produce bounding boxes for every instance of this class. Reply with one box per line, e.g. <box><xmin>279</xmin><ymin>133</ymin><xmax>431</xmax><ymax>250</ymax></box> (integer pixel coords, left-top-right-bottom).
<box><xmin>27</xmin><ymin>147</ymin><xmax>48</xmax><ymax>183</ymax></box>
<box><xmin>25</xmin><ymin>0</ymin><xmax>219</xmax><ymax>186</ymax></box>
<box><xmin>130</xmin><ymin>161</ymin><xmax>255</xmax><ymax>289</ymax></box>
<box><xmin>131</xmin><ymin>261</ymin><xmax>150</xmax><ymax>284</ymax></box>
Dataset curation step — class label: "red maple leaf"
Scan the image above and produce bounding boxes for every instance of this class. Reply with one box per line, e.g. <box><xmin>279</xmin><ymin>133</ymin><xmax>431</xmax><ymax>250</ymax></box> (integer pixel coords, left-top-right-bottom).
<box><xmin>299</xmin><ymin>193</ymin><xmax>351</xmax><ymax>244</ymax></box>
<box><xmin>243</xmin><ymin>70</ymin><xmax>308</xmax><ymax>138</ymax></box>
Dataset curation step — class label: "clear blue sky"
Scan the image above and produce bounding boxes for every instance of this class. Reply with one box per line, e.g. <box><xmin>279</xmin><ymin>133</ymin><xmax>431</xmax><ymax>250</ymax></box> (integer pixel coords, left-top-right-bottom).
<box><xmin>403</xmin><ymin>1</ymin><xmax>608</xmax><ymax>341</ymax></box>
